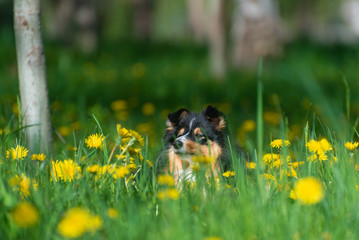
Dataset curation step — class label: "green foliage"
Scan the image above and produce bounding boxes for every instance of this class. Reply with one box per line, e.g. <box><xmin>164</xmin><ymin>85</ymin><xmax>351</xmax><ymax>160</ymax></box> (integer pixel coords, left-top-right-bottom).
<box><xmin>1</xmin><ymin>27</ymin><xmax>359</xmax><ymax>239</ymax></box>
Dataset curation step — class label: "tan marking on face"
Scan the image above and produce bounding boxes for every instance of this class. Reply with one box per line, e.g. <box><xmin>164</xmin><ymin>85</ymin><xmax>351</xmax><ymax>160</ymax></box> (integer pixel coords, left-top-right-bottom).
<box><xmin>198</xmin><ymin>140</ymin><xmax>222</xmax><ymax>158</ymax></box>
<box><xmin>166</xmin><ymin>119</ymin><xmax>174</xmax><ymax>131</ymax></box>
<box><xmin>216</xmin><ymin>116</ymin><xmax>226</xmax><ymax>131</ymax></box>
<box><xmin>185</xmin><ymin>140</ymin><xmax>197</xmax><ymax>154</ymax></box>
<box><xmin>166</xmin><ymin>141</ymin><xmax>223</xmax><ymax>186</ymax></box>
<box><xmin>194</xmin><ymin>127</ymin><xmax>202</xmax><ymax>135</ymax></box>
<box><xmin>178</xmin><ymin>128</ymin><xmax>185</xmax><ymax>136</ymax></box>
<box><xmin>167</xmin><ymin>147</ymin><xmax>184</xmax><ymax>185</ymax></box>
<box><xmin>198</xmin><ymin>140</ymin><xmax>222</xmax><ymax>177</ymax></box>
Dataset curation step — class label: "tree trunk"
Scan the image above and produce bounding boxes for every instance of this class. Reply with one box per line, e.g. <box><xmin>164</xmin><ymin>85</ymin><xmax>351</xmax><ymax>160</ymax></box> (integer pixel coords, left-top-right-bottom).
<box><xmin>232</xmin><ymin>0</ymin><xmax>286</xmax><ymax>69</ymax></box>
<box><xmin>186</xmin><ymin>0</ymin><xmax>207</xmax><ymax>42</ymax></box>
<box><xmin>14</xmin><ymin>0</ymin><xmax>52</xmax><ymax>154</ymax></box>
<box><xmin>207</xmin><ymin>0</ymin><xmax>226</xmax><ymax>79</ymax></box>
<box><xmin>74</xmin><ymin>0</ymin><xmax>98</xmax><ymax>53</ymax></box>
<box><xmin>186</xmin><ymin>0</ymin><xmax>227</xmax><ymax>79</ymax></box>
<box><xmin>43</xmin><ymin>0</ymin><xmax>97</xmax><ymax>54</ymax></box>
<box><xmin>132</xmin><ymin>0</ymin><xmax>154</xmax><ymax>39</ymax></box>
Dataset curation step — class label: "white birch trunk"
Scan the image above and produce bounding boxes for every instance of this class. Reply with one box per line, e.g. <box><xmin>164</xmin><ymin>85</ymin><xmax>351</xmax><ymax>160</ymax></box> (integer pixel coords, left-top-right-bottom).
<box><xmin>14</xmin><ymin>0</ymin><xmax>52</xmax><ymax>153</ymax></box>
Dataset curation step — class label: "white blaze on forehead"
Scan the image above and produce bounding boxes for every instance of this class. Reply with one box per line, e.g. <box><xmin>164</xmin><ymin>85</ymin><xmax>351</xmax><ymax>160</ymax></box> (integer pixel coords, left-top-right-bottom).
<box><xmin>174</xmin><ymin>118</ymin><xmax>196</xmax><ymax>154</ymax></box>
<box><xmin>177</xmin><ymin>118</ymin><xmax>196</xmax><ymax>140</ymax></box>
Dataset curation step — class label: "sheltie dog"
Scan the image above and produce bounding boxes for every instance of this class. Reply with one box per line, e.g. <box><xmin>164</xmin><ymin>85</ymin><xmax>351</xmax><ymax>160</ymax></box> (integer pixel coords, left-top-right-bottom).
<box><xmin>156</xmin><ymin>105</ymin><xmax>232</xmax><ymax>185</ymax></box>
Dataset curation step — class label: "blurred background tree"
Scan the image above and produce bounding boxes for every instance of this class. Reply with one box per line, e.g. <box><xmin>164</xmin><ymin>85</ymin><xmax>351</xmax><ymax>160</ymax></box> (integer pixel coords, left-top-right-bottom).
<box><xmin>19</xmin><ymin>0</ymin><xmax>357</xmax><ymax>73</ymax></box>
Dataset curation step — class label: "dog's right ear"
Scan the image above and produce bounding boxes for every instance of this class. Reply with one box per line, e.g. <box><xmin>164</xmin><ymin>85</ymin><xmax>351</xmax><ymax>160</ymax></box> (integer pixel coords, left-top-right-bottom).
<box><xmin>166</xmin><ymin>108</ymin><xmax>189</xmax><ymax>131</ymax></box>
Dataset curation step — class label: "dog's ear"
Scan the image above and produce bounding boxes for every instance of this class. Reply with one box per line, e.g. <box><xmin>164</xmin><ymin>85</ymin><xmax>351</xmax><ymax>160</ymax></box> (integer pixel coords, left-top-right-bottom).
<box><xmin>166</xmin><ymin>108</ymin><xmax>189</xmax><ymax>131</ymax></box>
<box><xmin>203</xmin><ymin>105</ymin><xmax>226</xmax><ymax>131</ymax></box>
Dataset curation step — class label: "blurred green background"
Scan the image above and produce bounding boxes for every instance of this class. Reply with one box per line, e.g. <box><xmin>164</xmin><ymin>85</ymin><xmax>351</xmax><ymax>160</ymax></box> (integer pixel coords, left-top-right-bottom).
<box><xmin>1</xmin><ymin>0</ymin><xmax>359</xmax><ymax>153</ymax></box>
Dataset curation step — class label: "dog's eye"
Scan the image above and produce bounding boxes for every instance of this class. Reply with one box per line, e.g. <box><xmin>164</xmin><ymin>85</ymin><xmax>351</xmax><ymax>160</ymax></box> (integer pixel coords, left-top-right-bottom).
<box><xmin>195</xmin><ymin>133</ymin><xmax>204</xmax><ymax>139</ymax></box>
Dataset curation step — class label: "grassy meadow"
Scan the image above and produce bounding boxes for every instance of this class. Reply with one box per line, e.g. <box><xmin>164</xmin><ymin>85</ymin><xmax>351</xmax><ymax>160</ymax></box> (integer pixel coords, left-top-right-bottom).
<box><xmin>1</xmin><ymin>28</ymin><xmax>359</xmax><ymax>239</ymax></box>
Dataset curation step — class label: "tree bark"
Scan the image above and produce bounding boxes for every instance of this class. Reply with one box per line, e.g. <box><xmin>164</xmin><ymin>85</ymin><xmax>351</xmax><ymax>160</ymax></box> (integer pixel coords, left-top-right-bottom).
<box><xmin>208</xmin><ymin>0</ymin><xmax>226</xmax><ymax>79</ymax></box>
<box><xmin>232</xmin><ymin>0</ymin><xmax>286</xmax><ymax>69</ymax></box>
<box><xmin>186</xmin><ymin>0</ymin><xmax>227</xmax><ymax>79</ymax></box>
<box><xmin>186</xmin><ymin>0</ymin><xmax>207</xmax><ymax>42</ymax></box>
<box><xmin>14</xmin><ymin>0</ymin><xmax>52</xmax><ymax>153</ymax></box>
<box><xmin>132</xmin><ymin>0</ymin><xmax>154</xmax><ymax>39</ymax></box>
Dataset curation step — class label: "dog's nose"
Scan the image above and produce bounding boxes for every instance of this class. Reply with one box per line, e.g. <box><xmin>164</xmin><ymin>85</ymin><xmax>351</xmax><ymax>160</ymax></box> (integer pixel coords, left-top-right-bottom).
<box><xmin>174</xmin><ymin>140</ymin><xmax>183</xmax><ymax>149</ymax></box>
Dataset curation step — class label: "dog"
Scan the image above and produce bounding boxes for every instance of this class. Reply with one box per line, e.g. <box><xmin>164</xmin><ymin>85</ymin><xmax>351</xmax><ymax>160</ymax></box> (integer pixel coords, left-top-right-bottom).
<box><xmin>156</xmin><ymin>105</ymin><xmax>232</xmax><ymax>185</ymax></box>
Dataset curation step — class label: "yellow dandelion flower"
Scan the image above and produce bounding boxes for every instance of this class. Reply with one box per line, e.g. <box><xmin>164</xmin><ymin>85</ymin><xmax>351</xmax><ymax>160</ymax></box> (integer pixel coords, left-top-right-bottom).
<box><xmin>118</xmin><ymin>125</ymin><xmax>144</xmax><ymax>147</ymax></box>
<box><xmin>96</xmin><ymin>165</ymin><xmax>116</xmax><ymax>178</ymax></box>
<box><xmin>128</xmin><ymin>130</ymin><xmax>144</xmax><ymax>146</ymax></box>
<box><xmin>86</xmin><ymin>164</ymin><xmax>100</xmax><ymax>174</ymax></box>
<box><xmin>11</xmin><ymin>202</ymin><xmax>39</xmax><ymax>228</ymax></box>
<box><xmin>114</xmin><ymin>166</ymin><xmax>129</xmax><ymax>179</ymax></box>
<box><xmin>10</xmin><ymin>174</ymin><xmax>37</xmax><ymax>198</ymax></box>
<box><xmin>262</xmin><ymin>173</ymin><xmax>276</xmax><ymax>181</ymax></box>
<box><xmin>191</xmin><ymin>163</ymin><xmax>200</xmax><ymax>172</ymax></box>
<box><xmin>272</xmin><ymin>159</ymin><xmax>283</xmax><ymax>168</ymax></box>
<box><xmin>318</xmin><ymin>139</ymin><xmax>332</xmax><ymax>152</ymax></box>
<box><xmin>107</xmin><ymin>208</ymin><xmax>118</xmax><ymax>219</ymax></box>
<box><xmin>263</xmin><ymin>153</ymin><xmax>280</xmax><ymax>165</ymax></box>
<box><xmin>318</xmin><ymin>153</ymin><xmax>328</xmax><ymax>161</ymax></box>
<box><xmin>291</xmin><ymin>161</ymin><xmax>305</xmax><ymax>168</ymax></box>
<box><xmin>142</xmin><ymin>102</ymin><xmax>156</xmax><ymax>116</ymax></box>
<box><xmin>146</xmin><ymin>159</ymin><xmax>153</xmax><ymax>167</ymax></box>
<box><xmin>205</xmin><ymin>237</ymin><xmax>222</xmax><ymax>240</ymax></box>
<box><xmin>307</xmin><ymin>154</ymin><xmax>318</xmax><ymax>162</ymax></box>
<box><xmin>222</xmin><ymin>171</ymin><xmax>235</xmax><ymax>177</ymax></box>
<box><xmin>19</xmin><ymin>175</ymin><xmax>31</xmax><ymax>197</ymax></box>
<box><xmin>289</xmin><ymin>190</ymin><xmax>296</xmax><ymax>199</ymax></box>
<box><xmin>306</xmin><ymin>139</ymin><xmax>332</xmax><ymax>156</ymax></box>
<box><xmin>344</xmin><ymin>141</ymin><xmax>359</xmax><ymax>151</ymax></box>
<box><xmin>58</xmin><ymin>126</ymin><xmax>71</xmax><ymax>137</ymax></box>
<box><xmin>192</xmin><ymin>156</ymin><xmax>215</xmax><ymax>164</ymax></box>
<box><xmin>263</xmin><ymin>111</ymin><xmax>280</xmax><ymax>125</ymax></box>
<box><xmin>117</xmin><ymin>124</ymin><xmax>132</xmax><ymax>138</ymax></box>
<box><xmin>85</xmin><ymin>133</ymin><xmax>105</xmax><ymax>149</ymax></box>
<box><xmin>6</xmin><ymin>145</ymin><xmax>28</xmax><ymax>160</ymax></box>
<box><xmin>166</xmin><ymin>188</ymin><xmax>180</xmax><ymax>200</ymax></box>
<box><xmin>242</xmin><ymin>119</ymin><xmax>256</xmax><ymax>132</ymax></box>
<box><xmin>111</xmin><ymin>100</ymin><xmax>127</xmax><ymax>111</ymax></box>
<box><xmin>9</xmin><ymin>175</ymin><xmax>20</xmax><ymax>187</ymax></box>
<box><xmin>31</xmin><ymin>153</ymin><xmax>46</xmax><ymax>161</ymax></box>
<box><xmin>157</xmin><ymin>190</ymin><xmax>166</xmax><ymax>200</ymax></box>
<box><xmin>57</xmin><ymin>208</ymin><xmax>91</xmax><ymax>238</ymax></box>
<box><xmin>158</xmin><ymin>188</ymin><xmax>180</xmax><ymax>200</ymax></box>
<box><xmin>157</xmin><ymin>175</ymin><xmax>175</xmax><ymax>186</ymax></box>
<box><xmin>87</xmin><ymin>215</ymin><xmax>102</xmax><ymax>234</ymax></box>
<box><xmin>127</xmin><ymin>163</ymin><xmax>137</xmax><ymax>171</ymax></box>
<box><xmin>270</xmin><ymin>139</ymin><xmax>291</xmax><ymax>149</ymax></box>
<box><xmin>293</xmin><ymin>177</ymin><xmax>324</xmax><ymax>205</ymax></box>
<box><xmin>51</xmin><ymin>160</ymin><xmax>82</xmax><ymax>182</ymax></box>
<box><xmin>286</xmin><ymin>168</ymin><xmax>298</xmax><ymax>178</ymax></box>
<box><xmin>246</xmin><ymin>162</ymin><xmax>257</xmax><ymax>169</ymax></box>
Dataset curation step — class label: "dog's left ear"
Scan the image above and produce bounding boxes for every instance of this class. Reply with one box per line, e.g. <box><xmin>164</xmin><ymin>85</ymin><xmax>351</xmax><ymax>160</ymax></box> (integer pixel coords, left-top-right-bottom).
<box><xmin>203</xmin><ymin>105</ymin><xmax>226</xmax><ymax>131</ymax></box>
<box><xmin>166</xmin><ymin>108</ymin><xmax>189</xmax><ymax>131</ymax></box>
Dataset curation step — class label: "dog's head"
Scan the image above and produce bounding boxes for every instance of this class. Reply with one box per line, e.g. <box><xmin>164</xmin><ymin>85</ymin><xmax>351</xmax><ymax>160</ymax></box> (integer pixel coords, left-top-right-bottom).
<box><xmin>164</xmin><ymin>105</ymin><xmax>227</xmax><ymax>158</ymax></box>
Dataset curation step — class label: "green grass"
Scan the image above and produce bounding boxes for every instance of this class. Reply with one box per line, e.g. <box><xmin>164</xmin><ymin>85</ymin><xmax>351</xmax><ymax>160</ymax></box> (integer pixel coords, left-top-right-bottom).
<box><xmin>1</xmin><ymin>119</ymin><xmax>359</xmax><ymax>239</ymax></box>
<box><xmin>1</xmin><ymin>28</ymin><xmax>359</xmax><ymax>239</ymax></box>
